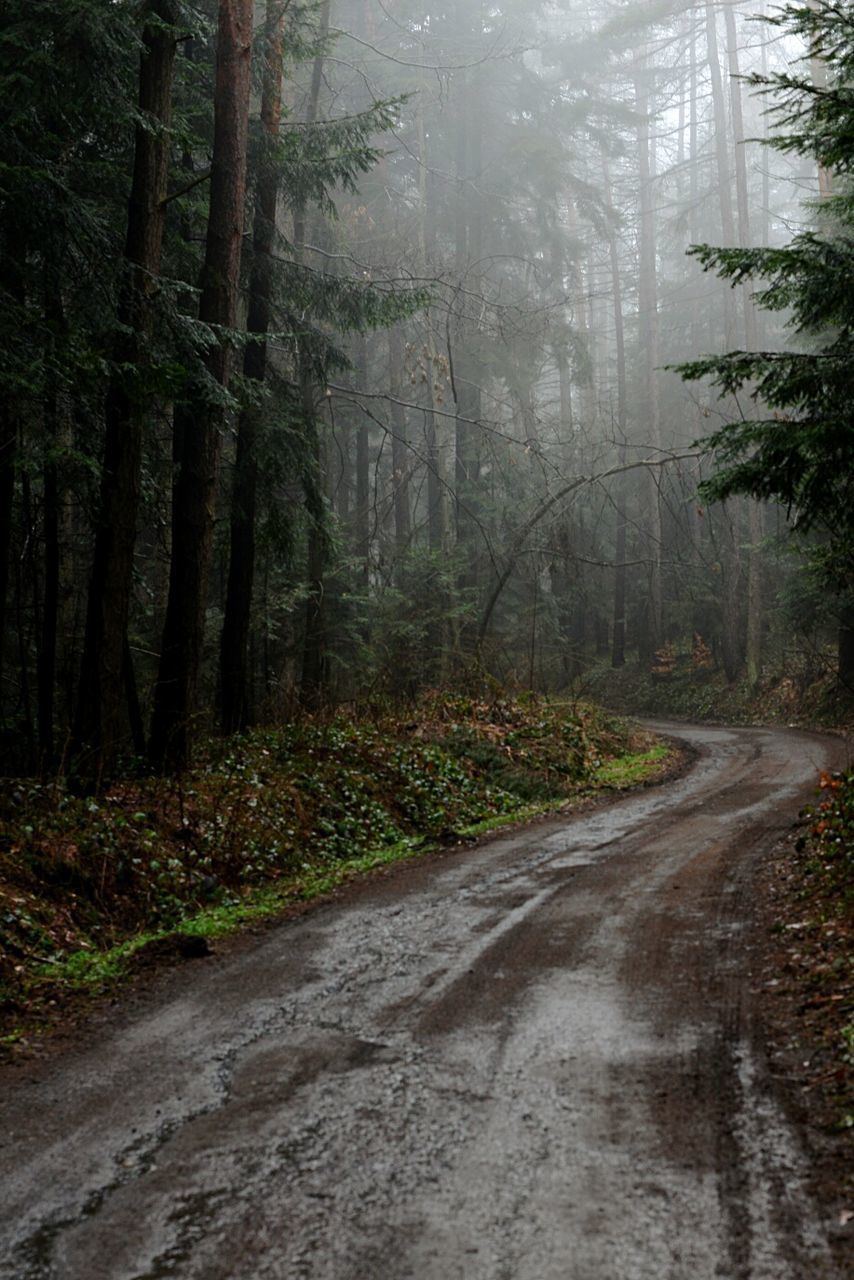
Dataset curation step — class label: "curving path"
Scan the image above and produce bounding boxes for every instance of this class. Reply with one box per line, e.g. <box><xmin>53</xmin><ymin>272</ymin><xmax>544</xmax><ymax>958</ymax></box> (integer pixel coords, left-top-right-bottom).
<box><xmin>0</xmin><ymin>723</ymin><xmax>847</xmax><ymax>1280</ymax></box>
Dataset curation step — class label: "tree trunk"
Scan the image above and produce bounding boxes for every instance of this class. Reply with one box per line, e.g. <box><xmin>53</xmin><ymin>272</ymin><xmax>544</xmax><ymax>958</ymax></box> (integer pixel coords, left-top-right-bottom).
<box><xmin>76</xmin><ymin>0</ymin><xmax>179</xmax><ymax>781</ymax></box>
<box><xmin>38</xmin><ymin>430</ymin><xmax>59</xmax><ymax>768</ymax></box>
<box><xmin>635</xmin><ymin>59</ymin><xmax>663</xmax><ymax>654</ymax></box>
<box><xmin>452</xmin><ymin>28</ymin><xmax>483</xmax><ymax>592</ymax></box>
<box><xmin>838</xmin><ymin>601</ymin><xmax>854</xmax><ymax>692</ymax></box>
<box><xmin>603</xmin><ymin>155</ymin><xmax>628</xmax><ymax>669</ymax></box>
<box><xmin>296</xmin><ymin>0</ymin><xmax>332</xmax><ymax>708</ymax></box>
<box><xmin>219</xmin><ymin>0</ymin><xmax>287</xmax><ymax>735</ymax></box>
<box><xmin>723</xmin><ymin>1</ymin><xmax>758</xmax><ymax>350</ymax></box>
<box><xmin>388</xmin><ymin>325</ymin><xmax>411</xmax><ymax>558</ymax></box>
<box><xmin>0</xmin><ymin>411</ymin><xmax>13</xmax><ymax>726</ymax></box>
<box><xmin>149</xmin><ymin>0</ymin><xmax>254</xmax><ymax>772</ymax></box>
<box><xmin>705</xmin><ymin>0</ymin><xmax>738</xmax><ymax>348</ymax></box>
<box><xmin>745</xmin><ymin>501</ymin><xmax>763</xmax><ymax>688</ymax></box>
<box><xmin>0</xmin><ymin>242</ymin><xmax>23</xmax><ymax>731</ymax></box>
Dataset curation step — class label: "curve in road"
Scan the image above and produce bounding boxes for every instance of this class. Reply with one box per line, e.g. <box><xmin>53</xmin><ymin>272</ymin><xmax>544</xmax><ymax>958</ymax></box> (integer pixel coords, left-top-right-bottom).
<box><xmin>0</xmin><ymin>723</ymin><xmax>846</xmax><ymax>1280</ymax></box>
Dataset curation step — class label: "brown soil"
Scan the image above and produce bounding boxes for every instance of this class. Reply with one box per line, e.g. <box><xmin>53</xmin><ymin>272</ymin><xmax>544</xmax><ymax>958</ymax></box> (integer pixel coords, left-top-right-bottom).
<box><xmin>749</xmin><ymin>828</ymin><xmax>853</xmax><ymax>1265</ymax></box>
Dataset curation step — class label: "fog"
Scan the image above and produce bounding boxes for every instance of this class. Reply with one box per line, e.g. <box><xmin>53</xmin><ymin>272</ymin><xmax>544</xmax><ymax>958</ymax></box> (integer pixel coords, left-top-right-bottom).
<box><xmin>284</xmin><ymin>0</ymin><xmax>815</xmax><ymax>697</ymax></box>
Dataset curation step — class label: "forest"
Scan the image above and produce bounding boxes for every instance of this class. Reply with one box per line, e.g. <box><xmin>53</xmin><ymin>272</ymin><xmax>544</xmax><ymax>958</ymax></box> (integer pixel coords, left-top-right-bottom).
<box><xmin>0</xmin><ymin>0</ymin><xmax>851</xmax><ymax>786</ymax></box>
<box><xmin>2</xmin><ymin>3</ymin><xmax>854</xmax><ymax>1265</ymax></box>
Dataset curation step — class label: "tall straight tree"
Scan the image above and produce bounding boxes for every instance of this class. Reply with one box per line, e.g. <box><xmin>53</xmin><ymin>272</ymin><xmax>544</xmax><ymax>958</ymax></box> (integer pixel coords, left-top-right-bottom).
<box><xmin>219</xmin><ymin>0</ymin><xmax>288</xmax><ymax>734</ymax></box>
<box><xmin>296</xmin><ymin>0</ymin><xmax>332</xmax><ymax>708</ymax></box>
<box><xmin>635</xmin><ymin>56</ymin><xmax>663</xmax><ymax>653</ymax></box>
<box><xmin>149</xmin><ymin>0</ymin><xmax>254</xmax><ymax>771</ymax></box>
<box><xmin>602</xmin><ymin>155</ymin><xmax>628</xmax><ymax>669</ymax></box>
<box><xmin>73</xmin><ymin>0</ymin><xmax>181</xmax><ymax>781</ymax></box>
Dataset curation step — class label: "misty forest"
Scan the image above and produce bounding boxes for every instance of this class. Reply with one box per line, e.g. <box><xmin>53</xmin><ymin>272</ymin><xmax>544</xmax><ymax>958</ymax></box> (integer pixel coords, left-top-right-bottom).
<box><xmin>1</xmin><ymin>0</ymin><xmax>854</xmax><ymax>1079</ymax></box>
<box><xmin>0</xmin><ymin>0</ymin><xmax>851</xmax><ymax>773</ymax></box>
<box><xmin>2</xmin><ymin>2</ymin><xmax>854</xmax><ymax>1270</ymax></box>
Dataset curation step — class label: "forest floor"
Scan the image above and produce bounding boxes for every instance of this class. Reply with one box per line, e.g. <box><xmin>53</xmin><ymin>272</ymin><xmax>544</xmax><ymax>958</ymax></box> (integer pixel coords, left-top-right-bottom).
<box><xmin>0</xmin><ymin>694</ymin><xmax>677</xmax><ymax>1050</ymax></box>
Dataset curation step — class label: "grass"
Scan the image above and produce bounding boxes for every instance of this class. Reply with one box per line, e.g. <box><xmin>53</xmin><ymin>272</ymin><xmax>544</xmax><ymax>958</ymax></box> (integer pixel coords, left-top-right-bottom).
<box><xmin>591</xmin><ymin>744</ymin><xmax>670</xmax><ymax>789</ymax></box>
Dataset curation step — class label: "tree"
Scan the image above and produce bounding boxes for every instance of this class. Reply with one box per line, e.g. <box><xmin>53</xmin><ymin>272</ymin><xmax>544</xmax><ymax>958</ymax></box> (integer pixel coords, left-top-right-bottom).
<box><xmin>75</xmin><ymin>0</ymin><xmax>182</xmax><ymax>781</ymax></box>
<box><xmin>677</xmin><ymin>0</ymin><xmax>854</xmax><ymax>686</ymax></box>
<box><xmin>149</xmin><ymin>0</ymin><xmax>255</xmax><ymax>772</ymax></box>
<box><xmin>219</xmin><ymin>0</ymin><xmax>288</xmax><ymax>735</ymax></box>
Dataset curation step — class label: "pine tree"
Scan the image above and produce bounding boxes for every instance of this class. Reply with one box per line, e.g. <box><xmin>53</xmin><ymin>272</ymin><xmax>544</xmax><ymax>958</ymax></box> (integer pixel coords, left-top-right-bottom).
<box><xmin>677</xmin><ymin>0</ymin><xmax>854</xmax><ymax>685</ymax></box>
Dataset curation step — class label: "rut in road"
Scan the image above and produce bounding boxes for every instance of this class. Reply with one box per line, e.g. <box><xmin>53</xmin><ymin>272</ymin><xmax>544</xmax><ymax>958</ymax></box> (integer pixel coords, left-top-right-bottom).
<box><xmin>0</xmin><ymin>724</ymin><xmax>845</xmax><ymax>1280</ymax></box>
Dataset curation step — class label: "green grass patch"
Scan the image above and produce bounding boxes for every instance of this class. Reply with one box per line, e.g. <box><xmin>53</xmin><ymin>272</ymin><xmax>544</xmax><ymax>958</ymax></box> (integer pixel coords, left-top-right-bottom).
<box><xmin>592</xmin><ymin>744</ymin><xmax>670</xmax><ymax>789</ymax></box>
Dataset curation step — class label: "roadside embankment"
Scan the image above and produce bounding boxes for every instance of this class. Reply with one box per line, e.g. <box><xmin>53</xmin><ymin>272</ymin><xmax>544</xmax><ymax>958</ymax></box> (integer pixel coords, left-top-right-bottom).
<box><xmin>0</xmin><ymin>693</ymin><xmax>677</xmax><ymax>1045</ymax></box>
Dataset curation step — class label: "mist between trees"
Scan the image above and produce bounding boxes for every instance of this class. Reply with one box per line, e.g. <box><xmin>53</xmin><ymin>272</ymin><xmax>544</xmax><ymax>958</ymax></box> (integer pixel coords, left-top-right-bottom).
<box><xmin>0</xmin><ymin>0</ymin><xmax>851</xmax><ymax>782</ymax></box>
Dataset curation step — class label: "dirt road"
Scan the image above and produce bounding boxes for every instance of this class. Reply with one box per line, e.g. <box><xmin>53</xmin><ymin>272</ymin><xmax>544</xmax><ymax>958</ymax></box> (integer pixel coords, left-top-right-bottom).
<box><xmin>0</xmin><ymin>724</ymin><xmax>848</xmax><ymax>1280</ymax></box>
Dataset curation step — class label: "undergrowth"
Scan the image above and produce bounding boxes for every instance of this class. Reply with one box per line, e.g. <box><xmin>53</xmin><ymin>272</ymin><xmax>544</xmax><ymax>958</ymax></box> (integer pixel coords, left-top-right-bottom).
<box><xmin>0</xmin><ymin>694</ymin><xmax>663</xmax><ymax>1020</ymax></box>
<box><xmin>584</xmin><ymin>652</ymin><xmax>854</xmax><ymax>728</ymax></box>
<box><xmin>797</xmin><ymin>769</ymin><xmax>854</xmax><ymax>1124</ymax></box>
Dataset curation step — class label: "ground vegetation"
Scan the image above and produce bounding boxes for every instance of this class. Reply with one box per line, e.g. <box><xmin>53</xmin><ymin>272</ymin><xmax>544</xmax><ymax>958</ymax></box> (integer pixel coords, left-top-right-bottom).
<box><xmin>0</xmin><ymin>693</ymin><xmax>668</xmax><ymax>1038</ymax></box>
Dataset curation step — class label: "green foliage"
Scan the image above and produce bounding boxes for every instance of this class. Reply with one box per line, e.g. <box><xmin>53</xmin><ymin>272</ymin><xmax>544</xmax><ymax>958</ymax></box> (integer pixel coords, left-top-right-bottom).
<box><xmin>592</xmin><ymin>744</ymin><xmax>669</xmax><ymax>789</ymax></box>
<box><xmin>675</xmin><ymin>0</ymin><xmax>854</xmax><ymax>597</ymax></box>
<box><xmin>0</xmin><ymin>0</ymin><xmax>138</xmax><ymax>403</ymax></box>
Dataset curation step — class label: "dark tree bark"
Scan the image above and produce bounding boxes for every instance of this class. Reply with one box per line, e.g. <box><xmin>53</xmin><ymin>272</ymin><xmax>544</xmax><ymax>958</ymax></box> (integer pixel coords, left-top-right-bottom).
<box><xmin>838</xmin><ymin>602</ymin><xmax>854</xmax><ymax>692</ymax></box>
<box><xmin>219</xmin><ymin>0</ymin><xmax>287</xmax><ymax>735</ymax></box>
<box><xmin>149</xmin><ymin>0</ymin><xmax>254</xmax><ymax>772</ymax></box>
<box><xmin>75</xmin><ymin>0</ymin><xmax>180</xmax><ymax>781</ymax></box>
<box><xmin>0</xmin><ymin>243</ymin><xmax>23</xmax><ymax>731</ymax></box>
<box><xmin>0</xmin><ymin>411</ymin><xmax>13</xmax><ymax>725</ymax></box>
<box><xmin>38</xmin><ymin>276</ymin><xmax>73</xmax><ymax>770</ymax></box>
<box><xmin>295</xmin><ymin>0</ymin><xmax>332</xmax><ymax>708</ymax></box>
<box><xmin>38</xmin><ymin>429</ymin><xmax>59</xmax><ymax>767</ymax></box>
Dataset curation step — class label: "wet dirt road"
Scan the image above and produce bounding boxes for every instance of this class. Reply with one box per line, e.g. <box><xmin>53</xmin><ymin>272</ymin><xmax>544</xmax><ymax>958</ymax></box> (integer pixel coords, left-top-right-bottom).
<box><xmin>0</xmin><ymin>723</ymin><xmax>848</xmax><ymax>1280</ymax></box>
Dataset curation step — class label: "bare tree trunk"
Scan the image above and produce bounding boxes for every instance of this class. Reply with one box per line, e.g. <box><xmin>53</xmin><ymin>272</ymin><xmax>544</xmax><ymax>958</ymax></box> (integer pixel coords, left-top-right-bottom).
<box><xmin>635</xmin><ymin>59</ymin><xmax>663</xmax><ymax>654</ymax></box>
<box><xmin>723</xmin><ymin>1</ymin><xmax>758</xmax><ymax>350</ymax></box>
<box><xmin>352</xmin><ymin>333</ymin><xmax>370</xmax><ymax>575</ymax></box>
<box><xmin>220</xmin><ymin>0</ymin><xmax>287</xmax><ymax>734</ymax></box>
<box><xmin>452</xmin><ymin>25</ymin><xmax>483</xmax><ymax>602</ymax></box>
<box><xmin>745</xmin><ymin>501</ymin><xmax>763</xmax><ymax>688</ymax></box>
<box><xmin>705</xmin><ymin>0</ymin><xmax>737</xmax><ymax>348</ymax></box>
<box><xmin>75</xmin><ymin>0</ymin><xmax>180</xmax><ymax>780</ymax></box>
<box><xmin>603</xmin><ymin>155</ymin><xmax>628</xmax><ymax>668</ymax></box>
<box><xmin>724</xmin><ymin>3</ymin><xmax>763</xmax><ymax>686</ymax></box>
<box><xmin>150</xmin><ymin>0</ymin><xmax>254</xmax><ymax>772</ymax></box>
<box><xmin>388</xmin><ymin>325</ymin><xmax>411</xmax><ymax>557</ymax></box>
<box><xmin>416</xmin><ymin>89</ymin><xmax>444</xmax><ymax>557</ymax></box>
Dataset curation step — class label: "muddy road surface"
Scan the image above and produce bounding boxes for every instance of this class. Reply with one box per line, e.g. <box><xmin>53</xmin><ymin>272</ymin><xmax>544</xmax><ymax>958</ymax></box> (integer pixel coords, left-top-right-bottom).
<box><xmin>0</xmin><ymin>724</ymin><xmax>848</xmax><ymax>1280</ymax></box>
